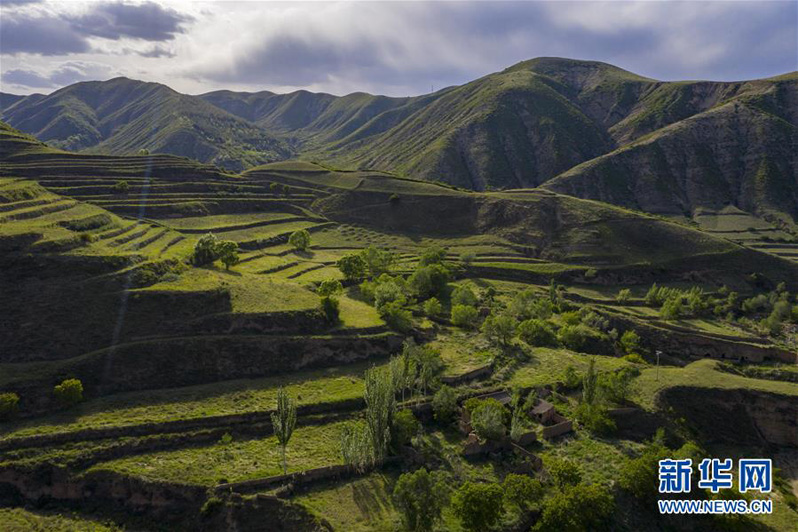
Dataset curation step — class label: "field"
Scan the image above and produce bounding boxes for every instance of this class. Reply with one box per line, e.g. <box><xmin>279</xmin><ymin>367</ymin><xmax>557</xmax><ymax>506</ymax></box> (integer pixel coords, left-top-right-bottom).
<box><xmin>1</xmin><ymin>125</ymin><xmax>798</xmax><ymax>531</ymax></box>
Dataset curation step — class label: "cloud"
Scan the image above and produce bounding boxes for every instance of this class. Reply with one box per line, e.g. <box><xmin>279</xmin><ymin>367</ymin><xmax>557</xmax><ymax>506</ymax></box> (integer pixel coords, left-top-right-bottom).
<box><xmin>0</xmin><ymin>1</ymin><xmax>194</xmax><ymax>56</ymax></box>
<box><xmin>2</xmin><ymin>62</ymin><xmax>115</xmax><ymax>89</ymax></box>
<box><xmin>67</xmin><ymin>1</ymin><xmax>194</xmax><ymax>42</ymax></box>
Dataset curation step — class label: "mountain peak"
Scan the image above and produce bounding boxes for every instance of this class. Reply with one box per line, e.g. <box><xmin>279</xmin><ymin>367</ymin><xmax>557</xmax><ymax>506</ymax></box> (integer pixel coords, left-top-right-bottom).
<box><xmin>505</xmin><ymin>57</ymin><xmax>655</xmax><ymax>88</ymax></box>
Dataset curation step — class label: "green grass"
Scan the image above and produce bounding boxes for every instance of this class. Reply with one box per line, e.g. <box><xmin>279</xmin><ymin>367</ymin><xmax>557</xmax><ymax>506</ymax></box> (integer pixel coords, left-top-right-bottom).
<box><xmin>632</xmin><ymin>359</ymin><xmax>798</xmax><ymax>410</ymax></box>
<box><xmin>429</xmin><ymin>330</ymin><xmax>495</xmax><ymax>376</ymax></box>
<box><xmin>152</xmin><ymin>212</ymin><xmax>299</xmax><ymax>231</ymax></box>
<box><xmin>0</xmin><ymin>508</ymin><xmax>122</xmax><ymax>531</ymax></box>
<box><xmin>0</xmin><ymin>364</ymin><xmax>370</xmax><ymax>441</ymax></box>
<box><xmin>337</xmin><ymin>291</ymin><xmax>384</xmax><ymax>328</ymax></box>
<box><xmin>92</xmin><ymin>419</ymin><xmax>348</xmax><ymax>485</ymax></box>
<box><xmin>507</xmin><ymin>347</ymin><xmax>634</xmax><ymax>389</ymax></box>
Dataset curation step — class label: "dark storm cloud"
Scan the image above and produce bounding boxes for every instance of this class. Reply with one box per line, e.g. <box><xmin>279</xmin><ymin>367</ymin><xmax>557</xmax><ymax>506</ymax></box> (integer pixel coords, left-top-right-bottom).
<box><xmin>67</xmin><ymin>1</ymin><xmax>194</xmax><ymax>42</ymax></box>
<box><xmin>0</xmin><ymin>1</ymin><xmax>193</xmax><ymax>56</ymax></box>
<box><xmin>199</xmin><ymin>1</ymin><xmax>797</xmax><ymax>95</ymax></box>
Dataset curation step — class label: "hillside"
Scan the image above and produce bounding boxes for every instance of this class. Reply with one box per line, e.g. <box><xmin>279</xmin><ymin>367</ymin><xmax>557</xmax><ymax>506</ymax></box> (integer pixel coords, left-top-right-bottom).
<box><xmin>0</xmin><ymin>78</ymin><xmax>292</xmax><ymax>171</ymax></box>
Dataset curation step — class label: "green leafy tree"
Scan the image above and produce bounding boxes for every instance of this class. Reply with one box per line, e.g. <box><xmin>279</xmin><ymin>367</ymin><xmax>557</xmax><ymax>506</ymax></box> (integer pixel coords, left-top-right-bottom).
<box><xmin>503</xmin><ymin>474</ymin><xmax>543</xmax><ymax>510</ymax></box>
<box><xmin>451</xmin><ymin>284</ymin><xmax>478</xmax><ymax>307</ymax></box>
<box><xmin>288</xmin><ymin>229</ymin><xmax>311</xmax><ymax>251</ymax></box>
<box><xmin>374</xmin><ymin>279</ymin><xmax>406</xmax><ymax>309</ymax></box>
<box><xmin>517</xmin><ymin>319</ymin><xmax>557</xmax><ymax>347</ymax></box>
<box><xmin>271</xmin><ymin>387</ymin><xmax>297</xmax><ymax>475</ymax></box>
<box><xmin>380</xmin><ymin>300</ymin><xmax>413</xmax><ymax>332</ymax></box>
<box><xmin>192</xmin><ymin>233</ymin><xmax>220</xmax><ymax>266</ymax></box>
<box><xmin>408</xmin><ymin>264</ymin><xmax>449</xmax><ymax>299</ymax></box>
<box><xmin>451</xmin><ymin>304</ymin><xmax>479</xmax><ymax>329</ymax></box>
<box><xmin>599</xmin><ymin>367</ymin><xmax>637</xmax><ymax>404</ymax></box>
<box><xmin>460</xmin><ymin>251</ymin><xmax>476</xmax><ymax>269</ymax></box>
<box><xmin>419</xmin><ymin>246</ymin><xmax>447</xmax><ymax>266</ymax></box>
<box><xmin>582</xmin><ymin>357</ymin><xmax>599</xmax><ymax>406</ymax></box>
<box><xmin>340</xmin><ymin>421</ymin><xmax>373</xmax><ymax>472</ymax></box>
<box><xmin>360</xmin><ymin>246</ymin><xmax>395</xmax><ymax>277</ymax></box>
<box><xmin>364</xmin><ymin>366</ymin><xmax>396</xmax><ymax>463</ymax></box>
<box><xmin>423</xmin><ymin>297</ymin><xmax>443</xmax><ymax>317</ymax></box>
<box><xmin>481</xmin><ymin>313</ymin><xmax>517</xmax><ymax>348</ymax></box>
<box><xmin>336</xmin><ymin>253</ymin><xmax>368</xmax><ymax>281</ymax></box>
<box><xmin>471</xmin><ymin>400</ymin><xmax>506</xmax><ymax>441</ymax></box>
<box><xmin>534</xmin><ymin>484</ymin><xmax>615</xmax><ymax>531</ymax></box>
<box><xmin>392</xmin><ymin>409</ymin><xmax>420</xmax><ymax>447</ymax></box>
<box><xmin>54</xmin><ymin>378</ymin><xmax>83</xmax><ymax>408</ymax></box>
<box><xmin>216</xmin><ymin>240</ymin><xmax>239</xmax><ymax>270</ymax></box>
<box><xmin>0</xmin><ymin>392</ymin><xmax>20</xmax><ymax>421</ymax></box>
<box><xmin>546</xmin><ymin>458</ymin><xmax>582</xmax><ymax>490</ymax></box>
<box><xmin>616</xmin><ymin>288</ymin><xmax>631</xmax><ymax>303</ymax></box>
<box><xmin>320</xmin><ymin>296</ymin><xmax>340</xmax><ymax>323</ymax></box>
<box><xmin>415</xmin><ymin>347</ymin><xmax>444</xmax><ymax>397</ymax></box>
<box><xmin>432</xmin><ymin>385</ymin><xmax>458</xmax><ymax>423</ymax></box>
<box><xmin>318</xmin><ymin>279</ymin><xmax>343</xmax><ymax>297</ymax></box>
<box><xmin>619</xmin><ymin>330</ymin><xmax>641</xmax><ymax>354</ymax></box>
<box><xmin>393</xmin><ymin>469</ymin><xmax>448</xmax><ymax>532</ymax></box>
<box><xmin>451</xmin><ymin>482</ymin><xmax>505</xmax><ymax>532</ymax></box>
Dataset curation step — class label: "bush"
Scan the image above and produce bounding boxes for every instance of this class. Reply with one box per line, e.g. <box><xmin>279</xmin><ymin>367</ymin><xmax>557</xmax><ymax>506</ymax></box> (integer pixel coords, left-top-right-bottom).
<box><xmin>392</xmin><ymin>409</ymin><xmax>421</xmax><ymax>447</ymax></box>
<box><xmin>216</xmin><ymin>240</ymin><xmax>239</xmax><ymax>270</ymax></box>
<box><xmin>451</xmin><ymin>284</ymin><xmax>478</xmax><ymax>307</ymax></box>
<box><xmin>622</xmin><ymin>353</ymin><xmax>647</xmax><ymax>364</ymax></box>
<box><xmin>619</xmin><ymin>445</ymin><xmax>668</xmax><ymax>501</ymax></box>
<box><xmin>546</xmin><ymin>458</ymin><xmax>582</xmax><ymax>490</ymax></box>
<box><xmin>599</xmin><ymin>367</ymin><xmax>638</xmax><ymax>404</ymax></box>
<box><xmin>380</xmin><ymin>300</ymin><xmax>413</xmax><ymax>332</ymax></box>
<box><xmin>336</xmin><ymin>253</ymin><xmax>368</xmax><ymax>281</ymax></box>
<box><xmin>451</xmin><ymin>304</ymin><xmax>479</xmax><ymax>329</ymax></box>
<box><xmin>619</xmin><ymin>330</ymin><xmax>641</xmax><ymax>354</ymax></box>
<box><xmin>317</xmin><ymin>279</ymin><xmax>343</xmax><ymax>297</ymax></box>
<box><xmin>423</xmin><ymin>297</ymin><xmax>443</xmax><ymax>317</ymax></box>
<box><xmin>360</xmin><ymin>246</ymin><xmax>395</xmax><ymax>277</ymax></box>
<box><xmin>503</xmin><ymin>473</ymin><xmax>543</xmax><ymax>509</ymax></box>
<box><xmin>616</xmin><ymin>288</ymin><xmax>631</xmax><ymax>303</ymax></box>
<box><xmin>0</xmin><ymin>392</ymin><xmax>20</xmax><ymax>421</ymax></box>
<box><xmin>451</xmin><ymin>482</ymin><xmax>504</xmax><ymax>532</ymax></box>
<box><xmin>393</xmin><ymin>469</ymin><xmax>448</xmax><ymax>532</ymax></box>
<box><xmin>432</xmin><ymin>385</ymin><xmax>458</xmax><ymax>423</ymax></box>
<box><xmin>288</xmin><ymin>229</ymin><xmax>311</xmax><ymax>251</ymax></box>
<box><xmin>562</xmin><ymin>365</ymin><xmax>581</xmax><ymax>389</ymax></box>
<box><xmin>54</xmin><ymin>378</ymin><xmax>83</xmax><ymax>407</ymax></box>
<box><xmin>192</xmin><ymin>233</ymin><xmax>220</xmax><ymax>266</ymax></box>
<box><xmin>574</xmin><ymin>403</ymin><xmax>616</xmax><ymax>435</ymax></box>
<box><xmin>481</xmin><ymin>313</ymin><xmax>517</xmax><ymax>348</ymax></box>
<box><xmin>517</xmin><ymin>319</ymin><xmax>557</xmax><ymax>347</ymax></box>
<box><xmin>418</xmin><ymin>246</ymin><xmax>447</xmax><ymax>266</ymax></box>
<box><xmin>470</xmin><ymin>400</ymin><xmax>507</xmax><ymax>441</ymax></box>
<box><xmin>557</xmin><ymin>324</ymin><xmax>605</xmax><ymax>353</ymax></box>
<box><xmin>113</xmin><ymin>180</ymin><xmax>130</xmax><ymax>193</ymax></box>
<box><xmin>408</xmin><ymin>264</ymin><xmax>449</xmax><ymax>299</ymax></box>
<box><xmin>534</xmin><ymin>483</ymin><xmax>615</xmax><ymax>531</ymax></box>
<box><xmin>374</xmin><ymin>279</ymin><xmax>406</xmax><ymax>309</ymax></box>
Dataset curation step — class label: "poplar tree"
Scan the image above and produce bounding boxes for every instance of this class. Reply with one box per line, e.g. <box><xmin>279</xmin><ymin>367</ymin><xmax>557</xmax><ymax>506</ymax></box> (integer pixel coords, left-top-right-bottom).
<box><xmin>271</xmin><ymin>387</ymin><xmax>297</xmax><ymax>475</ymax></box>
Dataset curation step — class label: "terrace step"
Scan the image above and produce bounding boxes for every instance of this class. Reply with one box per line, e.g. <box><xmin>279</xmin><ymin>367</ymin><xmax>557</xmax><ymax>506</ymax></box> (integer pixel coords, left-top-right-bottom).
<box><xmin>109</xmin><ymin>224</ymin><xmax>150</xmax><ymax>247</ymax></box>
<box><xmin>126</xmin><ymin>228</ymin><xmax>170</xmax><ymax>251</ymax></box>
<box><xmin>0</xmin><ymin>198</ymin><xmax>51</xmax><ymax>213</ymax></box>
<box><xmin>0</xmin><ymin>200</ymin><xmax>77</xmax><ymax>222</ymax></box>
<box><xmin>287</xmin><ymin>263</ymin><xmax>328</xmax><ymax>279</ymax></box>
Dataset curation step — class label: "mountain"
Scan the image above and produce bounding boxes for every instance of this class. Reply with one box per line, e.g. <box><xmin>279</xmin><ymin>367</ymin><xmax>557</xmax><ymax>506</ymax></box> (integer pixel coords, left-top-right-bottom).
<box><xmin>2</xmin><ymin>58</ymin><xmax>796</xmax><ymax>198</ymax></box>
<box><xmin>1</xmin><ymin>77</ymin><xmax>292</xmax><ymax>171</ymax></box>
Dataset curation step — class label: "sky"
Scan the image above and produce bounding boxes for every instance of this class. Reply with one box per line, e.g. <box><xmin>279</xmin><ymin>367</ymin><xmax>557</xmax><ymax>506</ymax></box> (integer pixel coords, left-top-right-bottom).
<box><xmin>1</xmin><ymin>0</ymin><xmax>796</xmax><ymax>97</ymax></box>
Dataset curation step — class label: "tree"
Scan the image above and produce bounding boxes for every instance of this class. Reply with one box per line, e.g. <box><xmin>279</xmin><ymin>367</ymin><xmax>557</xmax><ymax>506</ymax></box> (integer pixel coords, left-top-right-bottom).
<box><xmin>460</xmin><ymin>252</ymin><xmax>476</xmax><ymax>269</ymax></box>
<box><xmin>289</xmin><ymin>229</ymin><xmax>311</xmax><ymax>251</ymax></box>
<box><xmin>470</xmin><ymin>400</ymin><xmax>506</xmax><ymax>441</ymax></box>
<box><xmin>451</xmin><ymin>284</ymin><xmax>478</xmax><ymax>307</ymax></box>
<box><xmin>317</xmin><ymin>279</ymin><xmax>343</xmax><ymax>297</ymax></box>
<box><xmin>336</xmin><ymin>253</ymin><xmax>368</xmax><ymax>281</ymax></box>
<box><xmin>54</xmin><ymin>378</ymin><xmax>83</xmax><ymax>407</ymax></box>
<box><xmin>360</xmin><ymin>246</ymin><xmax>395</xmax><ymax>277</ymax></box>
<box><xmin>415</xmin><ymin>347</ymin><xmax>444</xmax><ymax>397</ymax></box>
<box><xmin>0</xmin><ymin>392</ymin><xmax>20</xmax><ymax>421</ymax></box>
<box><xmin>379</xmin><ymin>300</ymin><xmax>413</xmax><ymax>332</ymax></box>
<box><xmin>408</xmin><ymin>264</ymin><xmax>449</xmax><ymax>299</ymax></box>
<box><xmin>192</xmin><ymin>233</ymin><xmax>220</xmax><ymax>266</ymax></box>
<box><xmin>599</xmin><ymin>367</ymin><xmax>637</xmax><ymax>404</ymax></box>
<box><xmin>340</xmin><ymin>421</ymin><xmax>373</xmax><ymax>472</ymax></box>
<box><xmin>216</xmin><ymin>240</ymin><xmax>239</xmax><ymax>270</ymax></box>
<box><xmin>534</xmin><ymin>483</ymin><xmax>614</xmax><ymax>532</ymax></box>
<box><xmin>481</xmin><ymin>313</ymin><xmax>517</xmax><ymax>348</ymax></box>
<box><xmin>619</xmin><ymin>330</ymin><xmax>641</xmax><ymax>354</ymax></box>
<box><xmin>392</xmin><ymin>409</ymin><xmax>420</xmax><ymax>447</ymax></box>
<box><xmin>503</xmin><ymin>473</ymin><xmax>543</xmax><ymax>510</ymax></box>
<box><xmin>393</xmin><ymin>469</ymin><xmax>448</xmax><ymax>532</ymax></box>
<box><xmin>451</xmin><ymin>304</ymin><xmax>479</xmax><ymax>329</ymax></box>
<box><xmin>271</xmin><ymin>387</ymin><xmax>297</xmax><ymax>475</ymax></box>
<box><xmin>582</xmin><ymin>357</ymin><xmax>599</xmax><ymax>406</ymax></box>
<box><xmin>616</xmin><ymin>288</ymin><xmax>631</xmax><ymax>303</ymax></box>
<box><xmin>546</xmin><ymin>458</ymin><xmax>582</xmax><ymax>490</ymax></box>
<box><xmin>423</xmin><ymin>297</ymin><xmax>443</xmax><ymax>317</ymax></box>
<box><xmin>320</xmin><ymin>296</ymin><xmax>340</xmax><ymax>324</ymax></box>
<box><xmin>517</xmin><ymin>319</ymin><xmax>557</xmax><ymax>347</ymax></box>
<box><xmin>374</xmin><ymin>279</ymin><xmax>406</xmax><ymax>309</ymax></box>
<box><xmin>364</xmin><ymin>366</ymin><xmax>396</xmax><ymax>463</ymax></box>
<box><xmin>451</xmin><ymin>482</ymin><xmax>504</xmax><ymax>532</ymax></box>
<box><xmin>432</xmin><ymin>385</ymin><xmax>458</xmax><ymax>423</ymax></box>
<box><xmin>419</xmin><ymin>246</ymin><xmax>447</xmax><ymax>266</ymax></box>
<box><xmin>113</xmin><ymin>180</ymin><xmax>130</xmax><ymax>193</ymax></box>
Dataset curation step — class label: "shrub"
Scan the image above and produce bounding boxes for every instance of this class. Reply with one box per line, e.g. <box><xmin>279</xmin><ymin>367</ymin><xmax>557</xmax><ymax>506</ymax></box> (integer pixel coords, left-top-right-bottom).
<box><xmin>451</xmin><ymin>304</ymin><xmax>479</xmax><ymax>329</ymax></box>
<box><xmin>317</xmin><ymin>279</ymin><xmax>343</xmax><ymax>297</ymax></box>
<box><xmin>360</xmin><ymin>246</ymin><xmax>395</xmax><ymax>277</ymax></box>
<box><xmin>336</xmin><ymin>253</ymin><xmax>367</xmax><ymax>281</ymax></box>
<box><xmin>481</xmin><ymin>313</ymin><xmax>517</xmax><ymax>348</ymax></box>
<box><xmin>622</xmin><ymin>353</ymin><xmax>647</xmax><ymax>364</ymax></box>
<box><xmin>451</xmin><ymin>284</ymin><xmax>478</xmax><ymax>307</ymax></box>
<box><xmin>546</xmin><ymin>458</ymin><xmax>582</xmax><ymax>490</ymax></box>
<box><xmin>393</xmin><ymin>469</ymin><xmax>448</xmax><ymax>532</ymax></box>
<box><xmin>288</xmin><ymin>229</ymin><xmax>311</xmax><ymax>251</ymax></box>
<box><xmin>584</xmin><ymin>268</ymin><xmax>597</xmax><ymax>279</ymax></box>
<box><xmin>460</xmin><ymin>252</ymin><xmax>476</xmax><ymax>268</ymax></box>
<box><xmin>0</xmin><ymin>392</ymin><xmax>20</xmax><ymax>421</ymax></box>
<box><xmin>503</xmin><ymin>473</ymin><xmax>543</xmax><ymax>510</ymax></box>
<box><xmin>619</xmin><ymin>445</ymin><xmax>668</xmax><ymax>501</ymax></box>
<box><xmin>392</xmin><ymin>409</ymin><xmax>420</xmax><ymax>447</ymax></box>
<box><xmin>374</xmin><ymin>278</ymin><xmax>406</xmax><ymax>309</ymax></box>
<box><xmin>534</xmin><ymin>483</ymin><xmax>615</xmax><ymax>531</ymax></box>
<box><xmin>113</xmin><ymin>180</ymin><xmax>130</xmax><ymax>193</ymax></box>
<box><xmin>616</xmin><ymin>288</ymin><xmax>631</xmax><ymax>303</ymax></box>
<box><xmin>562</xmin><ymin>365</ymin><xmax>581</xmax><ymax>389</ymax></box>
<box><xmin>423</xmin><ymin>297</ymin><xmax>443</xmax><ymax>317</ymax></box>
<box><xmin>619</xmin><ymin>330</ymin><xmax>641</xmax><ymax>354</ymax></box>
<box><xmin>517</xmin><ymin>319</ymin><xmax>557</xmax><ymax>347</ymax></box>
<box><xmin>599</xmin><ymin>367</ymin><xmax>638</xmax><ymax>404</ymax></box>
<box><xmin>574</xmin><ymin>403</ymin><xmax>616</xmax><ymax>435</ymax></box>
<box><xmin>451</xmin><ymin>482</ymin><xmax>505</xmax><ymax>532</ymax></box>
<box><xmin>471</xmin><ymin>400</ymin><xmax>507</xmax><ymax>441</ymax></box>
<box><xmin>432</xmin><ymin>385</ymin><xmax>458</xmax><ymax>423</ymax></box>
<box><xmin>389</xmin><ymin>193</ymin><xmax>400</xmax><ymax>204</ymax></box>
<box><xmin>557</xmin><ymin>324</ymin><xmax>606</xmax><ymax>353</ymax></box>
<box><xmin>418</xmin><ymin>246</ymin><xmax>446</xmax><ymax>266</ymax></box>
<box><xmin>380</xmin><ymin>300</ymin><xmax>413</xmax><ymax>332</ymax></box>
<box><xmin>54</xmin><ymin>378</ymin><xmax>83</xmax><ymax>407</ymax></box>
